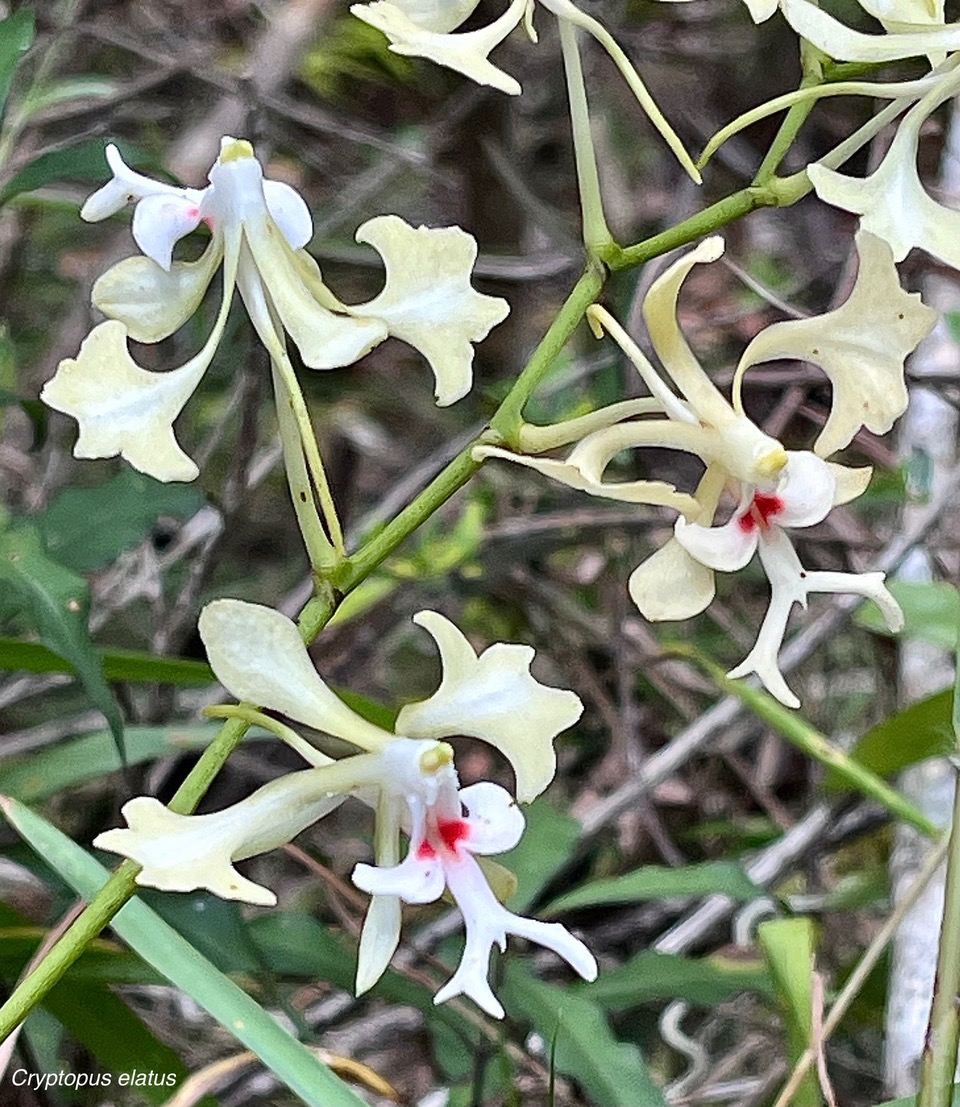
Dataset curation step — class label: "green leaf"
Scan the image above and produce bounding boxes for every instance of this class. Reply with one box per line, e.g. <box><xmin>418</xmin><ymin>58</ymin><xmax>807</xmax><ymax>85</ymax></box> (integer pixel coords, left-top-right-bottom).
<box><xmin>576</xmin><ymin>949</ymin><xmax>774</xmax><ymax>1010</ymax></box>
<box><xmin>502</xmin><ymin>962</ymin><xmax>667</xmax><ymax>1107</ymax></box>
<box><xmin>759</xmin><ymin>918</ymin><xmax>820</xmax><ymax>1107</ymax></box>
<box><xmin>0</xmin><ymin>797</ymin><xmax>367</xmax><ymax>1107</ymax></box>
<box><xmin>0</xmin><ymin>637</ymin><xmax>215</xmax><ymax>686</ymax></box>
<box><xmin>0</xmin><ymin>524</ymin><xmax>123</xmax><ymax>759</ymax></box>
<box><xmin>0</xmin><ymin>9</ymin><xmax>34</xmax><ymax>118</ymax></box>
<box><xmin>878</xmin><ymin>1084</ymin><xmax>960</xmax><ymax>1106</ymax></box>
<box><xmin>0</xmin><ymin>929</ymin><xmax>163</xmax><ymax>986</ymax></box>
<box><xmin>37</xmin><ymin>469</ymin><xmax>204</xmax><ymax>572</ymax></box>
<box><xmin>44</xmin><ymin>981</ymin><xmax>193</xmax><ymax>1105</ymax></box>
<box><xmin>856</xmin><ymin>580</ymin><xmax>960</xmax><ymax>650</ymax></box>
<box><xmin>832</xmin><ymin>689</ymin><xmax>955</xmax><ymax>785</ymax></box>
<box><xmin>20</xmin><ymin>76</ymin><xmax>117</xmax><ymax>119</ymax></box>
<box><xmin>541</xmin><ymin>861</ymin><xmax>762</xmax><ymax>917</ymax></box>
<box><xmin>0</xmin><ymin>724</ymin><xmax>257</xmax><ymax>802</ymax></box>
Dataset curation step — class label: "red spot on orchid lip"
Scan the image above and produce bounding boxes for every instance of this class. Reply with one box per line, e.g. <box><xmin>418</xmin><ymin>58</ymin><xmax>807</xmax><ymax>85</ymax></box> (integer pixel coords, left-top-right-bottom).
<box><xmin>737</xmin><ymin>513</ymin><xmax>757</xmax><ymax>534</ymax></box>
<box><xmin>416</xmin><ymin>841</ymin><xmax>437</xmax><ymax>860</ymax></box>
<box><xmin>752</xmin><ymin>492</ymin><xmax>784</xmax><ymax>527</ymax></box>
<box><xmin>438</xmin><ymin>819</ymin><xmax>470</xmax><ymax>854</ymax></box>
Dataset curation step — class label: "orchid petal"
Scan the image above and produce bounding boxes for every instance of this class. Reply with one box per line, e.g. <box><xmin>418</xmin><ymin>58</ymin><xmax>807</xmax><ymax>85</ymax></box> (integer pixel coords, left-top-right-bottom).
<box><xmin>642</xmin><ymin>237</ymin><xmax>733</xmax><ymax>426</ymax></box>
<box><xmin>804</xmin><ymin>569</ymin><xmax>904</xmax><ymax>631</ymax></box>
<box><xmin>356</xmin><ymin>791</ymin><xmax>403</xmax><ymax>995</ymax></box>
<box><xmin>675</xmin><ymin>512</ymin><xmax>759</xmax><ymax>572</ymax></box>
<box><xmin>460</xmin><ymin>782</ymin><xmax>525</xmax><ymax>855</ymax></box>
<box><xmin>396</xmin><ymin>611</ymin><xmax>582</xmax><ymax>802</ymax></box>
<box><xmin>829</xmin><ymin>462</ymin><xmax>873</xmax><ymax>506</ymax></box>
<box><xmin>437</xmin><ymin>856</ymin><xmax>597</xmax><ymax>1018</ymax></box>
<box><xmin>41</xmin><ymin>320</ymin><xmax>207</xmax><ymax>482</ymax></box>
<box><xmin>43</xmin><ymin>227</ymin><xmax>242</xmax><ymax>482</ymax></box>
<box><xmin>94</xmin><ymin>771</ymin><xmax>348</xmax><ymax>906</ymax></box>
<box><xmin>262</xmin><ymin>179</ymin><xmax>313</xmax><ymax>250</ymax></box>
<box><xmin>356</xmin><ymin>894</ymin><xmax>402</xmax><ymax>994</ymax></box>
<box><xmin>81</xmin><ymin>144</ymin><xmax>203</xmax><ymax>223</ymax></box>
<box><xmin>350</xmin><ymin>215</ymin><xmax>509</xmax><ymax>406</ymax></box>
<box><xmin>353</xmin><ymin>852</ymin><xmax>447</xmax><ymax>903</ymax></box>
<box><xmin>198</xmin><ymin>599</ymin><xmax>394</xmax><ymax>751</ymax></box>
<box><xmin>779</xmin><ymin>0</ymin><xmax>960</xmax><ymax>60</ymax></box>
<box><xmin>92</xmin><ymin>240</ymin><xmax>223</xmax><ymax>344</ymax></box>
<box><xmin>132</xmin><ymin>192</ymin><xmax>204</xmax><ymax>271</ymax></box>
<box><xmin>350</xmin><ymin>0</ymin><xmax>527</xmax><ymax>95</ymax></box>
<box><xmin>243</xmin><ymin>217</ymin><xmax>388</xmax><ymax>367</ymax></box>
<box><xmin>727</xmin><ymin>527</ymin><xmax>809</xmax><ymax>708</ymax></box>
<box><xmin>474</xmin><ymin>444</ymin><xmax>700</xmax><ymax>513</ymax></box>
<box><xmin>738</xmin><ymin>232</ymin><xmax>936</xmax><ymax>457</ymax></box>
<box><xmin>742</xmin><ymin>0</ymin><xmax>779</xmax><ymax>21</ymax></box>
<box><xmin>95</xmin><ymin>798</ymin><xmax>278</xmax><ymax>905</ymax></box>
<box><xmin>382</xmin><ymin>0</ymin><xmax>483</xmax><ymax>32</ymax></box>
<box><xmin>628</xmin><ymin>537</ymin><xmax>717</xmax><ymax>621</ymax></box>
<box><xmin>774</xmin><ymin>451</ymin><xmax>836</xmax><ymax>528</ymax></box>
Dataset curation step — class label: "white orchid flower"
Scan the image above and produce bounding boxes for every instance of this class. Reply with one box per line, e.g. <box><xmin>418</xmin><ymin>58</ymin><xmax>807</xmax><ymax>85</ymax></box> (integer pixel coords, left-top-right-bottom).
<box><xmin>352</xmin><ymin>0</ymin><xmax>700</xmax><ymax>181</ymax></box>
<box><xmin>478</xmin><ymin>236</ymin><xmax>921</xmax><ymax>707</ymax></box>
<box><xmin>96</xmin><ymin>598</ymin><xmax>584</xmax><ymax>1010</ymax></box>
<box><xmin>672</xmin><ymin>451</ymin><xmax>902</xmax><ymax>707</ymax></box>
<box><xmin>354</xmin><ymin>775</ymin><xmax>597</xmax><ymax>1018</ymax></box>
<box><xmin>41</xmin><ymin>139</ymin><xmax>508</xmax><ymax>482</ymax></box>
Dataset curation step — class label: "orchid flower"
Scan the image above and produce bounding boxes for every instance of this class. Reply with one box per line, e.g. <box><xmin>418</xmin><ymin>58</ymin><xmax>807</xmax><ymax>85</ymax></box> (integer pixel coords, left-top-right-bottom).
<box><xmin>96</xmin><ymin>598</ymin><xmax>588</xmax><ymax>1015</ymax></box>
<box><xmin>353</xmin><ymin>776</ymin><xmax>596</xmax><ymax>1018</ymax></box>
<box><xmin>672</xmin><ymin>451</ymin><xmax>903</xmax><ymax>707</ymax></box>
<box><xmin>351</xmin><ymin>0</ymin><xmax>700</xmax><ymax>181</ymax></box>
<box><xmin>41</xmin><ymin>139</ymin><xmax>508</xmax><ymax>482</ymax></box>
<box><xmin>477</xmin><ymin>234</ymin><xmax>928</xmax><ymax>706</ymax></box>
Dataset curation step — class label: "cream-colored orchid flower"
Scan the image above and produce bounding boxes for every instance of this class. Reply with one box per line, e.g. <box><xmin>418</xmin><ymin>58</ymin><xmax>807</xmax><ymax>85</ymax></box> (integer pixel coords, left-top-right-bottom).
<box><xmin>352</xmin><ymin>0</ymin><xmax>700</xmax><ymax>181</ymax></box>
<box><xmin>42</xmin><ymin>140</ymin><xmax>508</xmax><ymax>481</ymax></box>
<box><xmin>807</xmin><ymin>85</ymin><xmax>960</xmax><ymax>272</ymax></box>
<box><xmin>97</xmin><ymin>598</ymin><xmax>584</xmax><ymax>1008</ymax></box>
<box><xmin>736</xmin><ymin>232</ymin><xmax>936</xmax><ymax>458</ymax></box>
<box><xmin>477</xmin><ymin>236</ymin><xmax>918</xmax><ymax>706</ymax></box>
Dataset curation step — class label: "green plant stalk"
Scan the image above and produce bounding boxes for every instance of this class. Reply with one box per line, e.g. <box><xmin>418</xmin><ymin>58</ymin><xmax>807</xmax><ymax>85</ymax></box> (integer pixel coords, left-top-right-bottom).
<box><xmin>558</xmin><ymin>20</ymin><xmax>614</xmax><ymax>253</ymax></box>
<box><xmin>918</xmin><ymin>769</ymin><xmax>960</xmax><ymax>1107</ymax></box>
<box><xmin>752</xmin><ymin>70</ymin><xmax>823</xmax><ymax>187</ymax></box>
<box><xmin>918</xmin><ymin>639</ymin><xmax>960</xmax><ymax>1107</ymax></box>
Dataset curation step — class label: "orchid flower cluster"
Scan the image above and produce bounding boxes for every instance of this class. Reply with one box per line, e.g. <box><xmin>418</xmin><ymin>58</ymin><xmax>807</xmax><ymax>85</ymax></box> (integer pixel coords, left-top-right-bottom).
<box><xmin>478</xmin><ymin>231</ymin><xmax>934</xmax><ymax>707</ymax></box>
<box><xmin>96</xmin><ymin>599</ymin><xmax>595</xmax><ymax>1017</ymax></box>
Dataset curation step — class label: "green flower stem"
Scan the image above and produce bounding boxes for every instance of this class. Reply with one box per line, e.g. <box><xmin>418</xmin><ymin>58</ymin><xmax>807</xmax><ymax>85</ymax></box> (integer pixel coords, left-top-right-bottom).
<box><xmin>752</xmin><ymin>41</ymin><xmax>827</xmax><ymax>187</ymax></box>
<box><xmin>918</xmin><ymin>646</ymin><xmax>960</xmax><ymax>1107</ymax></box>
<box><xmin>334</xmin><ymin>261</ymin><xmax>608</xmax><ymax>591</ymax></box>
<box><xmin>605</xmin><ymin>187</ymin><xmax>779</xmax><ymax>271</ymax></box>
<box><xmin>558</xmin><ymin>19</ymin><xmax>614</xmax><ymax>253</ymax></box>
